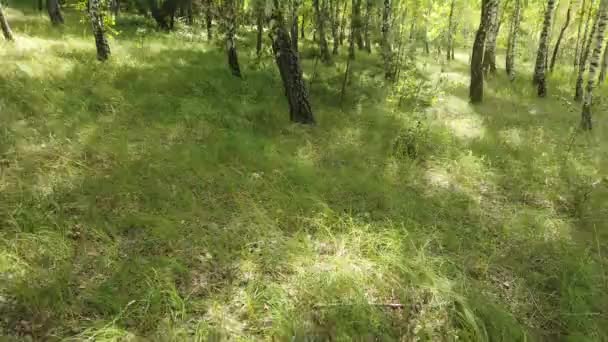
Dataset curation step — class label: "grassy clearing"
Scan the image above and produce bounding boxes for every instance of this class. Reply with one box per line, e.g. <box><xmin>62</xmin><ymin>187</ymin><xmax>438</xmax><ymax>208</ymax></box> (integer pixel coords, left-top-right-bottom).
<box><xmin>1</xmin><ymin>7</ymin><xmax>608</xmax><ymax>341</ymax></box>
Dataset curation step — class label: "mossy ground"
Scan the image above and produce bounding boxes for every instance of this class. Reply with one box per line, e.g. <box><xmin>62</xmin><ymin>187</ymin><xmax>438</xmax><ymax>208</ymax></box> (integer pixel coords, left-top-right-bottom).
<box><xmin>1</xmin><ymin>6</ymin><xmax>607</xmax><ymax>341</ymax></box>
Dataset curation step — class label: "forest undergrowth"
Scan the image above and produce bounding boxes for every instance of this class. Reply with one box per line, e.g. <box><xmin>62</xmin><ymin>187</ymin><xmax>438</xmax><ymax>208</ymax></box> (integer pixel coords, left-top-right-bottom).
<box><xmin>1</xmin><ymin>7</ymin><xmax>608</xmax><ymax>341</ymax></box>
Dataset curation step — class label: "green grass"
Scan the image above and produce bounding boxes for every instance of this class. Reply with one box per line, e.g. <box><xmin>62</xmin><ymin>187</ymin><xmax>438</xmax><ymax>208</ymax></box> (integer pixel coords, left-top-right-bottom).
<box><xmin>1</xmin><ymin>6</ymin><xmax>608</xmax><ymax>341</ymax></box>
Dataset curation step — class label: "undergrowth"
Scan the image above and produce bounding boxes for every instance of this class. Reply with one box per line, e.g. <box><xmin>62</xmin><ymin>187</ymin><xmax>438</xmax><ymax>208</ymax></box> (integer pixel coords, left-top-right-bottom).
<box><xmin>1</xmin><ymin>6</ymin><xmax>607</xmax><ymax>341</ymax></box>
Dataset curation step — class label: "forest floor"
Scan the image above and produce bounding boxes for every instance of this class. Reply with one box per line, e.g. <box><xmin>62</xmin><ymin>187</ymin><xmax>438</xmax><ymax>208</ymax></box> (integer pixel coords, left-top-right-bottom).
<box><xmin>1</xmin><ymin>7</ymin><xmax>608</xmax><ymax>341</ymax></box>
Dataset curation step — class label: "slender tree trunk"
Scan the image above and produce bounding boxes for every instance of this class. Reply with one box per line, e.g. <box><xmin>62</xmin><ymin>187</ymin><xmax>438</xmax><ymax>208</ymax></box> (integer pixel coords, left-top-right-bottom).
<box><xmin>291</xmin><ymin>0</ymin><xmax>300</xmax><ymax>52</ymax></box>
<box><xmin>550</xmin><ymin>0</ymin><xmax>573</xmax><ymax>72</ymax></box>
<box><xmin>0</xmin><ymin>3</ymin><xmax>14</xmax><ymax>41</ymax></box>
<box><xmin>424</xmin><ymin>4</ymin><xmax>431</xmax><ymax>54</ymax></box>
<box><xmin>313</xmin><ymin>0</ymin><xmax>332</xmax><ymax>63</ymax></box>
<box><xmin>506</xmin><ymin>0</ymin><xmax>521</xmax><ymax>80</ymax></box>
<box><xmin>111</xmin><ymin>0</ymin><xmax>120</xmax><ymax>17</ymax></box>
<box><xmin>534</xmin><ymin>0</ymin><xmax>557</xmax><ymax>97</ymax></box>
<box><xmin>269</xmin><ymin>1</ymin><xmax>315</xmax><ymax>125</ymax></box>
<box><xmin>579</xmin><ymin>0</ymin><xmax>597</xmax><ymax>67</ymax></box>
<box><xmin>256</xmin><ymin>7</ymin><xmax>264</xmax><ymax>56</ymax></box>
<box><xmin>339</xmin><ymin>0</ymin><xmax>348</xmax><ymax>45</ymax></box>
<box><xmin>205</xmin><ymin>0</ymin><xmax>213</xmax><ymax>40</ymax></box>
<box><xmin>470</xmin><ymin>0</ymin><xmax>496</xmax><ymax>103</ymax></box>
<box><xmin>89</xmin><ymin>0</ymin><xmax>111</xmax><ymax>61</ymax></box>
<box><xmin>349</xmin><ymin>0</ymin><xmax>356</xmax><ymax>59</ymax></box>
<box><xmin>576</xmin><ymin>4</ymin><xmax>600</xmax><ymax>100</ymax></box>
<box><xmin>598</xmin><ymin>39</ymin><xmax>608</xmax><ymax>81</ymax></box>
<box><xmin>382</xmin><ymin>0</ymin><xmax>394</xmax><ymax>79</ymax></box>
<box><xmin>575</xmin><ymin>0</ymin><xmax>589</xmax><ymax>66</ymax></box>
<box><xmin>446</xmin><ymin>0</ymin><xmax>455</xmax><ymax>61</ymax></box>
<box><xmin>38</xmin><ymin>0</ymin><xmax>43</xmax><ymax>11</ymax></box>
<box><xmin>47</xmin><ymin>0</ymin><xmax>64</xmax><ymax>25</ymax></box>
<box><xmin>331</xmin><ymin>0</ymin><xmax>340</xmax><ymax>54</ymax></box>
<box><xmin>225</xmin><ymin>0</ymin><xmax>242</xmax><ymax>77</ymax></box>
<box><xmin>353</xmin><ymin>0</ymin><xmax>364</xmax><ymax>49</ymax></box>
<box><xmin>482</xmin><ymin>0</ymin><xmax>500</xmax><ymax>74</ymax></box>
<box><xmin>301</xmin><ymin>11</ymin><xmax>306</xmax><ymax>39</ymax></box>
<box><xmin>363</xmin><ymin>0</ymin><xmax>373</xmax><ymax>53</ymax></box>
<box><xmin>582</xmin><ymin>0</ymin><xmax>608</xmax><ymax>130</ymax></box>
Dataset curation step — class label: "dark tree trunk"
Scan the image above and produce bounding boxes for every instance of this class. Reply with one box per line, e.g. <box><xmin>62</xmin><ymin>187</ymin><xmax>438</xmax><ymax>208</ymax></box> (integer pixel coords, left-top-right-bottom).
<box><xmin>363</xmin><ymin>0</ymin><xmax>373</xmax><ymax>52</ymax></box>
<box><xmin>534</xmin><ymin>0</ymin><xmax>557</xmax><ymax>97</ymax></box>
<box><xmin>110</xmin><ymin>0</ymin><xmax>120</xmax><ymax>16</ymax></box>
<box><xmin>550</xmin><ymin>0</ymin><xmax>572</xmax><ymax>72</ymax></box>
<box><xmin>224</xmin><ymin>0</ymin><xmax>241</xmax><ymax>77</ymax></box>
<box><xmin>470</xmin><ymin>0</ymin><xmax>495</xmax><ymax>103</ymax></box>
<box><xmin>314</xmin><ymin>0</ymin><xmax>332</xmax><ymax>63</ymax></box>
<box><xmin>291</xmin><ymin>0</ymin><xmax>300</xmax><ymax>52</ymax></box>
<box><xmin>576</xmin><ymin>6</ymin><xmax>600</xmax><ymax>101</ymax></box>
<box><xmin>301</xmin><ymin>11</ymin><xmax>306</xmax><ymax>39</ymax></box>
<box><xmin>381</xmin><ymin>0</ymin><xmax>394</xmax><ymax>80</ymax></box>
<box><xmin>0</xmin><ymin>3</ymin><xmax>14</xmax><ymax>41</ymax></box>
<box><xmin>446</xmin><ymin>0</ymin><xmax>455</xmax><ymax>60</ymax></box>
<box><xmin>38</xmin><ymin>0</ymin><xmax>43</xmax><ymax>11</ymax></box>
<box><xmin>89</xmin><ymin>0</ymin><xmax>111</xmax><ymax>61</ymax></box>
<box><xmin>256</xmin><ymin>8</ymin><xmax>264</xmax><ymax>56</ymax></box>
<box><xmin>581</xmin><ymin>0</ymin><xmax>608</xmax><ymax>130</ymax></box>
<box><xmin>47</xmin><ymin>0</ymin><xmax>64</xmax><ymax>25</ymax></box>
<box><xmin>269</xmin><ymin>1</ymin><xmax>315</xmax><ymax>125</ymax></box>
<box><xmin>206</xmin><ymin>0</ymin><xmax>213</xmax><ymax>40</ymax></box>
<box><xmin>353</xmin><ymin>0</ymin><xmax>364</xmax><ymax>49</ymax></box>
<box><xmin>575</xmin><ymin>0</ymin><xmax>591</xmax><ymax>67</ymax></box>
<box><xmin>339</xmin><ymin>0</ymin><xmax>348</xmax><ymax>45</ymax></box>
<box><xmin>599</xmin><ymin>39</ymin><xmax>608</xmax><ymax>82</ymax></box>
<box><xmin>186</xmin><ymin>0</ymin><xmax>193</xmax><ymax>25</ymax></box>
<box><xmin>330</xmin><ymin>0</ymin><xmax>340</xmax><ymax>54</ymax></box>
<box><xmin>349</xmin><ymin>0</ymin><xmax>356</xmax><ymax>59</ymax></box>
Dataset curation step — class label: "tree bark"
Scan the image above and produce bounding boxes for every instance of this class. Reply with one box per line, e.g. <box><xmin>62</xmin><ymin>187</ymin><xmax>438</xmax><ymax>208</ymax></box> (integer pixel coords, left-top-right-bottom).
<box><xmin>47</xmin><ymin>0</ymin><xmax>64</xmax><ymax>25</ymax></box>
<box><xmin>89</xmin><ymin>0</ymin><xmax>111</xmax><ymax>61</ymax></box>
<box><xmin>291</xmin><ymin>0</ymin><xmax>300</xmax><ymax>52</ymax></box>
<box><xmin>482</xmin><ymin>0</ymin><xmax>500</xmax><ymax>74</ymax></box>
<box><xmin>339</xmin><ymin>0</ymin><xmax>348</xmax><ymax>45</ymax></box>
<box><xmin>349</xmin><ymin>0</ymin><xmax>356</xmax><ymax>59</ymax></box>
<box><xmin>269</xmin><ymin>1</ymin><xmax>315</xmax><ymax>125</ymax></box>
<box><xmin>0</xmin><ymin>3</ymin><xmax>14</xmax><ymax>41</ymax></box>
<box><xmin>353</xmin><ymin>0</ymin><xmax>364</xmax><ymax>49</ymax></box>
<box><xmin>382</xmin><ymin>0</ymin><xmax>394</xmax><ymax>80</ymax></box>
<box><xmin>470</xmin><ymin>0</ymin><xmax>496</xmax><ymax>103</ymax></box>
<box><xmin>506</xmin><ymin>0</ymin><xmax>521</xmax><ymax>80</ymax></box>
<box><xmin>550</xmin><ymin>0</ymin><xmax>573</xmax><ymax>72</ymax></box>
<box><xmin>598</xmin><ymin>39</ymin><xmax>608</xmax><ymax>82</ymax></box>
<box><xmin>582</xmin><ymin>0</ymin><xmax>608</xmax><ymax>130</ymax></box>
<box><xmin>330</xmin><ymin>0</ymin><xmax>340</xmax><ymax>54</ymax></box>
<box><xmin>205</xmin><ymin>0</ymin><xmax>213</xmax><ymax>40</ymax></box>
<box><xmin>533</xmin><ymin>0</ymin><xmax>557</xmax><ymax>97</ymax></box>
<box><xmin>224</xmin><ymin>0</ymin><xmax>241</xmax><ymax>77</ymax></box>
<box><xmin>576</xmin><ymin>3</ymin><xmax>600</xmax><ymax>101</ymax></box>
<box><xmin>446</xmin><ymin>0</ymin><xmax>455</xmax><ymax>61</ymax></box>
<box><xmin>575</xmin><ymin>0</ymin><xmax>589</xmax><ymax>66</ymax></box>
<box><xmin>256</xmin><ymin>6</ymin><xmax>264</xmax><ymax>56</ymax></box>
<box><xmin>363</xmin><ymin>0</ymin><xmax>373</xmax><ymax>53</ymax></box>
<box><xmin>314</xmin><ymin>0</ymin><xmax>332</xmax><ymax>63</ymax></box>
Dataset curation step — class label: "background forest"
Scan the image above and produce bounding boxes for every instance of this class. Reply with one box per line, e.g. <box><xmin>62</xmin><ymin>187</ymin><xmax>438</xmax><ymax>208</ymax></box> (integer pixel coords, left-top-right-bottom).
<box><xmin>1</xmin><ymin>0</ymin><xmax>607</xmax><ymax>340</ymax></box>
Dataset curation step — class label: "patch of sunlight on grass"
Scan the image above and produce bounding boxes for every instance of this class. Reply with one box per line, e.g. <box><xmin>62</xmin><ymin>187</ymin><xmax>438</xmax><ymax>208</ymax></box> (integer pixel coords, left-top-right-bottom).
<box><xmin>204</xmin><ymin>301</ymin><xmax>247</xmax><ymax>337</ymax></box>
<box><xmin>425</xmin><ymin>166</ymin><xmax>454</xmax><ymax>191</ymax></box>
<box><xmin>295</xmin><ymin>140</ymin><xmax>318</xmax><ymax>167</ymax></box>
<box><xmin>499</xmin><ymin>128</ymin><xmax>523</xmax><ymax>148</ymax></box>
<box><xmin>426</xmin><ymin>95</ymin><xmax>486</xmax><ymax>141</ymax></box>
